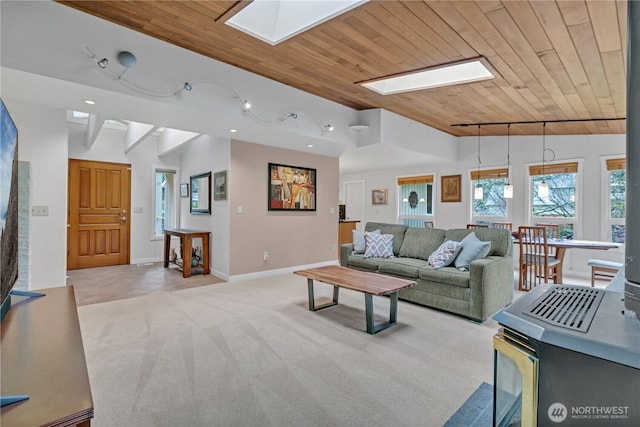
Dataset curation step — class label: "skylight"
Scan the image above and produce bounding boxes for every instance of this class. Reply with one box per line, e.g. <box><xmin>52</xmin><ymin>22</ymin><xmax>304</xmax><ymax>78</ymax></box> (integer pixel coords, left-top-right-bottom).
<box><xmin>226</xmin><ymin>0</ymin><xmax>367</xmax><ymax>45</ymax></box>
<box><xmin>361</xmin><ymin>60</ymin><xmax>495</xmax><ymax>95</ymax></box>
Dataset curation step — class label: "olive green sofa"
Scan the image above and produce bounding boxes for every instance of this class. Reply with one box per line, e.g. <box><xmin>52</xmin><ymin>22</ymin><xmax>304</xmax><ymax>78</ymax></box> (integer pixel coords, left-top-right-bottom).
<box><xmin>339</xmin><ymin>222</ymin><xmax>514</xmax><ymax>322</ymax></box>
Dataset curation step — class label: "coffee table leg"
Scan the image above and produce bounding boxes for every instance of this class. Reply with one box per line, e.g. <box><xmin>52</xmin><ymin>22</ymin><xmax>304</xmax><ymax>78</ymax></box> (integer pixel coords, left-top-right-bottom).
<box><xmin>307</xmin><ymin>278</ymin><xmax>339</xmax><ymax>311</ymax></box>
<box><xmin>365</xmin><ymin>291</ymin><xmax>399</xmax><ymax>334</ymax></box>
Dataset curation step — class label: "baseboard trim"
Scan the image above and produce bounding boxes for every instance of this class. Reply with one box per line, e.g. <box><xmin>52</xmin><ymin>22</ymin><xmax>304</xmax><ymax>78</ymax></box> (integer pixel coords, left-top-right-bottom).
<box><xmin>227</xmin><ymin>260</ymin><xmax>339</xmax><ymax>282</ymax></box>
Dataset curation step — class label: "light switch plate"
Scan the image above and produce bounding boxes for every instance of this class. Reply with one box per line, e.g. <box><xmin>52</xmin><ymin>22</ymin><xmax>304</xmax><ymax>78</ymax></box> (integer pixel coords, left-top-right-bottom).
<box><xmin>32</xmin><ymin>206</ymin><xmax>49</xmax><ymax>216</ymax></box>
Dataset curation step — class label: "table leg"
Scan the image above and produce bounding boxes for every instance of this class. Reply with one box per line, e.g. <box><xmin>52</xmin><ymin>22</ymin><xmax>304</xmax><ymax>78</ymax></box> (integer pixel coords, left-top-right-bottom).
<box><xmin>307</xmin><ymin>279</ymin><xmax>339</xmax><ymax>311</ymax></box>
<box><xmin>183</xmin><ymin>235</ymin><xmax>192</xmax><ymax>278</ymax></box>
<box><xmin>163</xmin><ymin>233</ymin><xmax>171</xmax><ymax>268</ymax></box>
<box><xmin>365</xmin><ymin>292</ymin><xmax>399</xmax><ymax>334</ymax></box>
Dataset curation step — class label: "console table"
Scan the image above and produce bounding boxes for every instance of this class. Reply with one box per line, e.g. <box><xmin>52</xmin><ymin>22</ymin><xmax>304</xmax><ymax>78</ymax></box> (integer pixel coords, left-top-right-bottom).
<box><xmin>0</xmin><ymin>286</ymin><xmax>94</xmax><ymax>426</ymax></box>
<box><xmin>164</xmin><ymin>228</ymin><xmax>210</xmax><ymax>278</ymax></box>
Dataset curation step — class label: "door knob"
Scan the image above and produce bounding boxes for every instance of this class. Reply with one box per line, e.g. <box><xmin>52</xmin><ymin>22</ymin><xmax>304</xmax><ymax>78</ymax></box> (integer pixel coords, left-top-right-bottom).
<box><xmin>120</xmin><ymin>217</ymin><xmax>127</xmax><ymax>222</ymax></box>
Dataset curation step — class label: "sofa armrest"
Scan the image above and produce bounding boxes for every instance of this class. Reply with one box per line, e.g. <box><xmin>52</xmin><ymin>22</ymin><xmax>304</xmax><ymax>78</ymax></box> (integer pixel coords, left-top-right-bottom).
<box><xmin>340</xmin><ymin>244</ymin><xmax>354</xmax><ymax>266</ymax></box>
<box><xmin>468</xmin><ymin>255</ymin><xmax>514</xmax><ymax>321</ymax></box>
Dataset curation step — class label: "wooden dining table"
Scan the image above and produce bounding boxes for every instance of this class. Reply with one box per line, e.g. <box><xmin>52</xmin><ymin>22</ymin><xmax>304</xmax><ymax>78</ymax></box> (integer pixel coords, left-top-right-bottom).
<box><xmin>513</xmin><ymin>234</ymin><xmax>620</xmax><ymax>283</ymax></box>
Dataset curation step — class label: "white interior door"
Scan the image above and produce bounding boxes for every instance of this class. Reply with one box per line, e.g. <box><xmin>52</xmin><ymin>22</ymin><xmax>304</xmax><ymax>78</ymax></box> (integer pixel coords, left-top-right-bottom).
<box><xmin>344</xmin><ymin>180</ymin><xmax>364</xmax><ymax>229</ymax></box>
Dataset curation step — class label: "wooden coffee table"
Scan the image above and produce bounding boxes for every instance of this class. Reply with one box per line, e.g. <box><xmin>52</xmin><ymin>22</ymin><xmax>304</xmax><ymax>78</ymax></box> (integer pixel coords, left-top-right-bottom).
<box><xmin>294</xmin><ymin>265</ymin><xmax>415</xmax><ymax>334</ymax></box>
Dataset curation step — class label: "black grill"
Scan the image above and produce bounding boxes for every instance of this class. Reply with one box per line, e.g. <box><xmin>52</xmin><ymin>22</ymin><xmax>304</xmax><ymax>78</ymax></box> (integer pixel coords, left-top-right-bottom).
<box><xmin>523</xmin><ymin>285</ymin><xmax>604</xmax><ymax>332</ymax></box>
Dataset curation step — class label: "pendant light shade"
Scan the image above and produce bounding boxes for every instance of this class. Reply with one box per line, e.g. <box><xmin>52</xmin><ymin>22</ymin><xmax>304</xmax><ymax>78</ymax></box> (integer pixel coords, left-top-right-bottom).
<box><xmin>475</xmin><ymin>125</ymin><xmax>483</xmax><ymax>200</ymax></box>
<box><xmin>537</xmin><ymin>122</ymin><xmax>548</xmax><ymax>198</ymax></box>
<box><xmin>503</xmin><ymin>124</ymin><xmax>513</xmax><ymax>198</ymax></box>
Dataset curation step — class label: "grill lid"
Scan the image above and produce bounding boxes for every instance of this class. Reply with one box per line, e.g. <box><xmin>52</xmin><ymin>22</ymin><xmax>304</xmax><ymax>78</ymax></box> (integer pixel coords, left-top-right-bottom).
<box><xmin>523</xmin><ymin>285</ymin><xmax>604</xmax><ymax>332</ymax></box>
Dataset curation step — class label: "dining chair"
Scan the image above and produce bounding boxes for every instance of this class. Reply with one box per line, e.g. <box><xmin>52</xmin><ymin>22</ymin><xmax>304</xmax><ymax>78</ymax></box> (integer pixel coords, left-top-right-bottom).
<box><xmin>467</xmin><ymin>223</ymin><xmax>489</xmax><ymax>229</ymax></box>
<box><xmin>492</xmin><ymin>222</ymin><xmax>512</xmax><ymax>231</ymax></box>
<box><xmin>424</xmin><ymin>221</ymin><xmax>434</xmax><ymax>228</ymax></box>
<box><xmin>518</xmin><ymin>226</ymin><xmax>561</xmax><ymax>291</ymax></box>
<box><xmin>535</xmin><ymin>223</ymin><xmax>561</xmax><ymax>257</ymax></box>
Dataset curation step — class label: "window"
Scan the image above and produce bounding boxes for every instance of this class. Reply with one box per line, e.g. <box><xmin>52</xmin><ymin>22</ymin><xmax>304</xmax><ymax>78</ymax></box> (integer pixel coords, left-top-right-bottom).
<box><xmin>470</xmin><ymin>168</ymin><xmax>509</xmax><ymax>225</ymax></box>
<box><xmin>529</xmin><ymin>162</ymin><xmax>578</xmax><ymax>239</ymax></box>
<box><xmin>154</xmin><ymin>169</ymin><xmax>178</xmax><ymax>237</ymax></box>
<box><xmin>606</xmin><ymin>158</ymin><xmax>625</xmax><ymax>244</ymax></box>
<box><xmin>398</xmin><ymin>175</ymin><xmax>433</xmax><ymax>227</ymax></box>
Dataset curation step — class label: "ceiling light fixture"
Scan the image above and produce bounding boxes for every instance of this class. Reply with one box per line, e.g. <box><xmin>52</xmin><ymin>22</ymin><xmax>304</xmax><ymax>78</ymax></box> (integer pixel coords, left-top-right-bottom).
<box><xmin>503</xmin><ymin>123</ymin><xmax>513</xmax><ymax>199</ymax></box>
<box><xmin>474</xmin><ymin>125</ymin><xmax>483</xmax><ymax>200</ymax></box>
<box><xmin>361</xmin><ymin>58</ymin><xmax>495</xmax><ymax>95</ymax></box>
<box><xmin>538</xmin><ymin>122</ymin><xmax>549</xmax><ymax>199</ymax></box>
<box><xmin>242</xmin><ymin>100</ymin><xmax>252</xmax><ymax>111</ymax></box>
<box><xmin>83</xmin><ymin>99</ymin><xmax>96</xmax><ymax>105</ymax></box>
<box><xmin>323</xmin><ymin>124</ymin><xmax>334</xmax><ymax>133</ymax></box>
<box><xmin>183</xmin><ymin>82</ymin><xmax>192</xmax><ymax>91</ymax></box>
<box><xmin>97</xmin><ymin>58</ymin><xmax>108</xmax><ymax>69</ymax></box>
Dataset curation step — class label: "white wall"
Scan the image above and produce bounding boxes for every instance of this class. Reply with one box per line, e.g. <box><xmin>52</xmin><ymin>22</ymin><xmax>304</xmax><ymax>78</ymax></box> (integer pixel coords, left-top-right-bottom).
<box><xmin>6</xmin><ymin>99</ymin><xmax>68</xmax><ymax>289</ymax></box>
<box><xmin>340</xmin><ymin>133</ymin><xmax>626</xmax><ymax>279</ymax></box>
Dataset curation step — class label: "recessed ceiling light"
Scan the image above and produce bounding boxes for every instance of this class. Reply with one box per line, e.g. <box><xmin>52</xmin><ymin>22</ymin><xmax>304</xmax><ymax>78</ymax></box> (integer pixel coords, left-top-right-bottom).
<box><xmin>83</xmin><ymin>99</ymin><xmax>96</xmax><ymax>105</ymax></box>
<box><xmin>226</xmin><ymin>0</ymin><xmax>367</xmax><ymax>45</ymax></box>
<box><xmin>307</xmin><ymin>144</ymin><xmax>314</xmax><ymax>148</ymax></box>
<box><xmin>230</xmin><ymin>129</ymin><xmax>237</xmax><ymax>133</ymax></box>
<box><xmin>361</xmin><ymin>59</ymin><xmax>495</xmax><ymax>95</ymax></box>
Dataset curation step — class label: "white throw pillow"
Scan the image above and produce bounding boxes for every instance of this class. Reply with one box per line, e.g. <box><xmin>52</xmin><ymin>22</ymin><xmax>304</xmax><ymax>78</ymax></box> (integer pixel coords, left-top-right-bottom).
<box><xmin>364</xmin><ymin>233</ymin><xmax>394</xmax><ymax>258</ymax></box>
<box><xmin>428</xmin><ymin>240</ymin><xmax>463</xmax><ymax>269</ymax></box>
<box><xmin>454</xmin><ymin>232</ymin><xmax>491</xmax><ymax>269</ymax></box>
<box><xmin>352</xmin><ymin>229</ymin><xmax>380</xmax><ymax>254</ymax></box>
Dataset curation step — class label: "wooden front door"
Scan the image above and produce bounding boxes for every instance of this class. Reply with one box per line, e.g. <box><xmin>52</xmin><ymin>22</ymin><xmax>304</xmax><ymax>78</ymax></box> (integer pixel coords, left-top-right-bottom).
<box><xmin>67</xmin><ymin>159</ymin><xmax>131</xmax><ymax>270</ymax></box>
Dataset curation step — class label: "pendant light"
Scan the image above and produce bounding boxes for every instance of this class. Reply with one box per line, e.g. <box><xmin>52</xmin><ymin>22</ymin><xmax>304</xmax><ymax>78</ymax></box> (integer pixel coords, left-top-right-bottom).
<box><xmin>503</xmin><ymin>123</ymin><xmax>513</xmax><ymax>198</ymax></box>
<box><xmin>538</xmin><ymin>122</ymin><xmax>549</xmax><ymax>198</ymax></box>
<box><xmin>474</xmin><ymin>125</ymin><xmax>483</xmax><ymax>200</ymax></box>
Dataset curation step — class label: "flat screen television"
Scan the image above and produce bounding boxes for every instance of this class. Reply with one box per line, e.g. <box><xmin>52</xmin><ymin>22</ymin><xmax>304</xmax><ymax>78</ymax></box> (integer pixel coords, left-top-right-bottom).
<box><xmin>1</xmin><ymin>97</ymin><xmax>19</xmax><ymax>322</ymax></box>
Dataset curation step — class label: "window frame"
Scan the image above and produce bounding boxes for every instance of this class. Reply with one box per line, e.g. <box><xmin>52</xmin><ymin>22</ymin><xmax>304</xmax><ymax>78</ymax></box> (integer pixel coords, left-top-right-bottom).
<box><xmin>469</xmin><ymin>166</ymin><xmax>512</xmax><ymax>225</ymax></box>
<box><xmin>601</xmin><ymin>156</ymin><xmax>626</xmax><ymax>245</ymax></box>
<box><xmin>152</xmin><ymin>166</ymin><xmax>180</xmax><ymax>239</ymax></box>
<box><xmin>397</xmin><ymin>173</ymin><xmax>435</xmax><ymax>227</ymax></box>
<box><xmin>526</xmin><ymin>158</ymin><xmax>582</xmax><ymax>238</ymax></box>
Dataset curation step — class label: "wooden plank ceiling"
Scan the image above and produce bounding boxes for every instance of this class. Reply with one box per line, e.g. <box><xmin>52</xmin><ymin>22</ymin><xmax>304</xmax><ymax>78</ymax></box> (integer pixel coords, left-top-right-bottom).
<box><xmin>57</xmin><ymin>0</ymin><xmax>627</xmax><ymax>137</ymax></box>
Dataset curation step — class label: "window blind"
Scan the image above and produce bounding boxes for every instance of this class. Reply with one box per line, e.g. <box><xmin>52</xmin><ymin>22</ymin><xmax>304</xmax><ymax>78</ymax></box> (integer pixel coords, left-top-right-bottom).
<box><xmin>606</xmin><ymin>158</ymin><xmax>625</xmax><ymax>171</ymax></box>
<box><xmin>470</xmin><ymin>168</ymin><xmax>508</xmax><ymax>180</ymax></box>
<box><xmin>397</xmin><ymin>175</ymin><xmax>433</xmax><ymax>185</ymax></box>
<box><xmin>529</xmin><ymin>162</ymin><xmax>578</xmax><ymax>176</ymax></box>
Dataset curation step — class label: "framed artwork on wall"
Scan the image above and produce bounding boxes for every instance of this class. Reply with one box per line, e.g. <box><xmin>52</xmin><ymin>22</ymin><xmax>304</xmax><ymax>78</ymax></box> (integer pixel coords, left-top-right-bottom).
<box><xmin>441</xmin><ymin>174</ymin><xmax>461</xmax><ymax>202</ymax></box>
<box><xmin>180</xmin><ymin>183</ymin><xmax>189</xmax><ymax>198</ymax></box>
<box><xmin>372</xmin><ymin>189</ymin><xmax>388</xmax><ymax>205</ymax></box>
<box><xmin>214</xmin><ymin>170</ymin><xmax>227</xmax><ymax>201</ymax></box>
<box><xmin>268</xmin><ymin>163</ymin><xmax>316</xmax><ymax>211</ymax></box>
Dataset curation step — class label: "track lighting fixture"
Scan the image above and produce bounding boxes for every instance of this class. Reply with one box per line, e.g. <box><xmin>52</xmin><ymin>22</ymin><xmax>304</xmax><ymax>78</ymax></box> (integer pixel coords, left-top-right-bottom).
<box><xmin>183</xmin><ymin>82</ymin><xmax>192</xmax><ymax>91</ymax></box>
<box><xmin>323</xmin><ymin>124</ymin><xmax>334</xmax><ymax>133</ymax></box>
<box><xmin>97</xmin><ymin>58</ymin><xmax>108</xmax><ymax>68</ymax></box>
<box><xmin>242</xmin><ymin>100</ymin><xmax>252</xmax><ymax>111</ymax></box>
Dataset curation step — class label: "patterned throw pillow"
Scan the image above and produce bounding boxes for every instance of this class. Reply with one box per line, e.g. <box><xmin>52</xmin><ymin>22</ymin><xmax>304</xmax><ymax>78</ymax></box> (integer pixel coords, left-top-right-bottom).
<box><xmin>364</xmin><ymin>233</ymin><xmax>394</xmax><ymax>258</ymax></box>
<box><xmin>428</xmin><ymin>240</ymin><xmax>463</xmax><ymax>269</ymax></box>
<box><xmin>352</xmin><ymin>229</ymin><xmax>380</xmax><ymax>254</ymax></box>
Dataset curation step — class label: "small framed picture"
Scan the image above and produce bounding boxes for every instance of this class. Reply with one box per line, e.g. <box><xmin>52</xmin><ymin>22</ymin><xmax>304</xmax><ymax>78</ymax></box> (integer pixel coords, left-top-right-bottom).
<box><xmin>441</xmin><ymin>175</ymin><xmax>461</xmax><ymax>203</ymax></box>
<box><xmin>180</xmin><ymin>183</ymin><xmax>189</xmax><ymax>198</ymax></box>
<box><xmin>372</xmin><ymin>189</ymin><xmax>388</xmax><ymax>205</ymax></box>
<box><xmin>214</xmin><ymin>170</ymin><xmax>227</xmax><ymax>201</ymax></box>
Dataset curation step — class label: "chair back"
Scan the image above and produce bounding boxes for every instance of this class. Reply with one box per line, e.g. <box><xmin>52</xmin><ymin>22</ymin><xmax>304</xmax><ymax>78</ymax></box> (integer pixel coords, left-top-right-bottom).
<box><xmin>424</xmin><ymin>221</ymin><xmax>434</xmax><ymax>229</ymax></box>
<box><xmin>467</xmin><ymin>223</ymin><xmax>489</xmax><ymax>229</ymax></box>
<box><xmin>493</xmin><ymin>222</ymin><xmax>512</xmax><ymax>231</ymax></box>
<box><xmin>535</xmin><ymin>223</ymin><xmax>560</xmax><ymax>256</ymax></box>
<box><xmin>518</xmin><ymin>226</ymin><xmax>558</xmax><ymax>291</ymax></box>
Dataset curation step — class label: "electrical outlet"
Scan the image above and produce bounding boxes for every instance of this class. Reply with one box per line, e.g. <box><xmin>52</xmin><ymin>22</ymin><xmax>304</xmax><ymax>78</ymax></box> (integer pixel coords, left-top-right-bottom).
<box><xmin>263</xmin><ymin>251</ymin><xmax>269</xmax><ymax>261</ymax></box>
<box><xmin>31</xmin><ymin>205</ymin><xmax>49</xmax><ymax>216</ymax></box>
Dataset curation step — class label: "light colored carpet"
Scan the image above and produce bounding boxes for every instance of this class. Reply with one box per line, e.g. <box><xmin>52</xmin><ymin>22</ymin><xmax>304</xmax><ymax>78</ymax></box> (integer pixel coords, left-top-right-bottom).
<box><xmin>77</xmin><ymin>273</ymin><xmax>503</xmax><ymax>427</ymax></box>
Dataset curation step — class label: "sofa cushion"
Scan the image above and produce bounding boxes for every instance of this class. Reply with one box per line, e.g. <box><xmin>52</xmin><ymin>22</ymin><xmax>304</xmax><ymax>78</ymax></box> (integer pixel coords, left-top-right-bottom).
<box><xmin>378</xmin><ymin>257</ymin><xmax>430</xmax><ymax>279</ymax></box>
<box><xmin>454</xmin><ymin>232</ymin><xmax>491</xmax><ymax>269</ymax></box>
<box><xmin>364</xmin><ymin>233</ymin><xmax>394</xmax><ymax>258</ymax></box>
<box><xmin>353</xmin><ymin>229</ymin><xmax>380</xmax><ymax>254</ymax></box>
<box><xmin>428</xmin><ymin>240</ymin><xmax>463</xmax><ymax>269</ymax></box>
<box><xmin>399</xmin><ymin>227</ymin><xmax>446</xmax><ymax>261</ymax></box>
<box><xmin>365</xmin><ymin>222</ymin><xmax>407</xmax><ymax>256</ymax></box>
<box><xmin>418</xmin><ymin>266</ymin><xmax>471</xmax><ymax>288</ymax></box>
<box><xmin>347</xmin><ymin>254</ymin><xmax>383</xmax><ymax>271</ymax></box>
